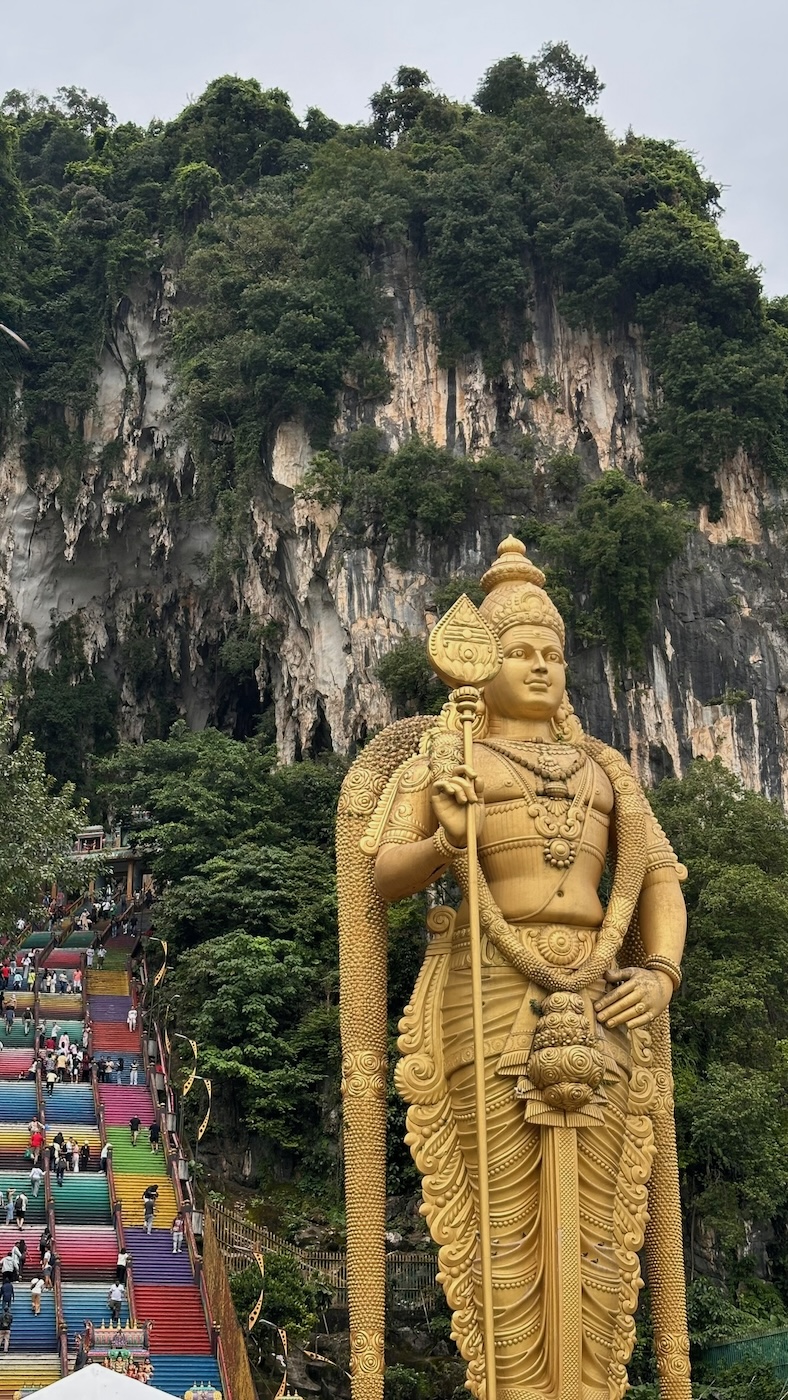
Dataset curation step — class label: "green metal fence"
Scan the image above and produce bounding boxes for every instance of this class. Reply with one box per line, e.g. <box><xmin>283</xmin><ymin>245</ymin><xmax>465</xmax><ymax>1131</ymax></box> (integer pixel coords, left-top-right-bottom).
<box><xmin>702</xmin><ymin>1328</ymin><xmax>788</xmax><ymax>1381</ymax></box>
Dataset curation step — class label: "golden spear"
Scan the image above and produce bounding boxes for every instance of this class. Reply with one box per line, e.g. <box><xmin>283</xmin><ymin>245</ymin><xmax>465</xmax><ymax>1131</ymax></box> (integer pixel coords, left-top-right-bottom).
<box><xmin>428</xmin><ymin>594</ymin><xmax>502</xmax><ymax>1400</ymax></box>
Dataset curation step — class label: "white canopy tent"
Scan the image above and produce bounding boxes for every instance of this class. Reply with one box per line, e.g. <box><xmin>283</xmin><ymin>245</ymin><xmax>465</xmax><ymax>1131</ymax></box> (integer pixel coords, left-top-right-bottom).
<box><xmin>29</xmin><ymin>1362</ymin><xmax>184</xmax><ymax>1399</ymax></box>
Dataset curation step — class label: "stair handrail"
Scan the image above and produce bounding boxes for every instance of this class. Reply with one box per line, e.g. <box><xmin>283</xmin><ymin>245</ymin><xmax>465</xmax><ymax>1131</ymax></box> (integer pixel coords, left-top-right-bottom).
<box><xmin>147</xmin><ymin>1015</ymin><xmax>229</xmax><ymax>1383</ymax></box>
<box><xmin>79</xmin><ymin>953</ymin><xmax>88</xmax><ymax>1027</ymax></box>
<box><xmin>33</xmin><ymin>960</ymin><xmax>41</xmax><ymax>1063</ymax></box>
<box><xmin>41</xmin><ymin>1109</ymin><xmax>68</xmax><ymax>1371</ymax></box>
<box><xmin>34</xmin><ymin>1060</ymin><xmax>44</xmax><ymax>1132</ymax></box>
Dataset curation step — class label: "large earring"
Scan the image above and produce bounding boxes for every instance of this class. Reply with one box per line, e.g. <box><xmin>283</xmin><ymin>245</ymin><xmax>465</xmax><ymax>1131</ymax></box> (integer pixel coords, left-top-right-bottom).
<box><xmin>550</xmin><ymin>692</ymin><xmax>584</xmax><ymax>744</ymax></box>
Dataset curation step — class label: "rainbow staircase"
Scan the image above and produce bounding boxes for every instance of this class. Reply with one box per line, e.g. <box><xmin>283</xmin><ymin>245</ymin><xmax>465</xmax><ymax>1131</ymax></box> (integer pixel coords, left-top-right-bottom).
<box><xmin>0</xmin><ymin>940</ymin><xmax>227</xmax><ymax>1397</ymax></box>
<box><xmin>88</xmin><ymin>963</ymin><xmax>222</xmax><ymax>1395</ymax></box>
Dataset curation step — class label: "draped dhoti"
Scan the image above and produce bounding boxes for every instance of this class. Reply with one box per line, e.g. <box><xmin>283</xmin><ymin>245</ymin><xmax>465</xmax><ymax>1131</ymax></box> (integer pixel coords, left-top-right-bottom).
<box><xmin>436</xmin><ymin>925</ymin><xmax>652</xmax><ymax>1400</ymax></box>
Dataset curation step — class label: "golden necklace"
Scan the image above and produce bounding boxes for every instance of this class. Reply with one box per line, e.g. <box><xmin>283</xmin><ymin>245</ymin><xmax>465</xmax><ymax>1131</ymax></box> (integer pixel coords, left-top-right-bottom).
<box><xmin>485</xmin><ymin>740</ymin><xmax>592</xmax><ymax>870</ymax></box>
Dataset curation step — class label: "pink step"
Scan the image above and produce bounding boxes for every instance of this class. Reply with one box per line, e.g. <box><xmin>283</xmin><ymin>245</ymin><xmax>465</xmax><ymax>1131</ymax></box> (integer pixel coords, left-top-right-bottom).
<box><xmin>100</xmin><ymin>1087</ymin><xmax>154</xmax><ymax>1125</ymax></box>
<box><xmin>0</xmin><ymin>1050</ymin><xmax>38</xmax><ymax>1079</ymax></box>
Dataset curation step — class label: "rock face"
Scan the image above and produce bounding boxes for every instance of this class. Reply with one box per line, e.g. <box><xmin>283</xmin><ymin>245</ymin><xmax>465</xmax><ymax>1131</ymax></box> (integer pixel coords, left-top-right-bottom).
<box><xmin>4</xmin><ymin>264</ymin><xmax>788</xmax><ymax>798</ymax></box>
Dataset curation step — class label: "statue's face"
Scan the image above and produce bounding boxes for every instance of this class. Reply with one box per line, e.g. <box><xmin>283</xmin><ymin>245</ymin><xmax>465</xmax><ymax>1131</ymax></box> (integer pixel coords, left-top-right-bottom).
<box><xmin>483</xmin><ymin>625</ymin><xmax>566</xmax><ymax>722</ymax></box>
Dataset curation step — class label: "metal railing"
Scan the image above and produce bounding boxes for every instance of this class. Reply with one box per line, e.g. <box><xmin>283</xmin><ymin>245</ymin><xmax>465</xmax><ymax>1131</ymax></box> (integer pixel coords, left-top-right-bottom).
<box><xmin>209</xmin><ymin>1202</ymin><xmax>441</xmax><ymax>1311</ymax></box>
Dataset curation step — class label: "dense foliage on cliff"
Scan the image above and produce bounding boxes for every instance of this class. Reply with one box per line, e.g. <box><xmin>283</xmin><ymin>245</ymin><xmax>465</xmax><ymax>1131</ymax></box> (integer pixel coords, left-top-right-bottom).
<box><xmin>1</xmin><ymin>46</ymin><xmax>788</xmax><ymax>531</ymax></box>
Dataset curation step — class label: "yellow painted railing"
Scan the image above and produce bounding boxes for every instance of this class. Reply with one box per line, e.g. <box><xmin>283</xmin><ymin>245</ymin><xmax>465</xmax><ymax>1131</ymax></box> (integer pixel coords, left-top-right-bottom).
<box><xmin>203</xmin><ymin>1207</ymin><xmax>259</xmax><ymax>1400</ymax></box>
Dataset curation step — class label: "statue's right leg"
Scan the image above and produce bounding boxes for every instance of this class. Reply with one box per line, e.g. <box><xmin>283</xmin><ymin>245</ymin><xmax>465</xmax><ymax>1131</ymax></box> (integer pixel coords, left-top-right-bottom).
<box><xmin>443</xmin><ymin>958</ymin><xmax>553</xmax><ymax>1400</ymax></box>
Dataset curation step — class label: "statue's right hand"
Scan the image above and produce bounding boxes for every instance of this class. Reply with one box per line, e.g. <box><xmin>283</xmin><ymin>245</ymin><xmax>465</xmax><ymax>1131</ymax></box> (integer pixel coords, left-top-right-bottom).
<box><xmin>431</xmin><ymin>765</ymin><xmax>485</xmax><ymax>848</ymax></box>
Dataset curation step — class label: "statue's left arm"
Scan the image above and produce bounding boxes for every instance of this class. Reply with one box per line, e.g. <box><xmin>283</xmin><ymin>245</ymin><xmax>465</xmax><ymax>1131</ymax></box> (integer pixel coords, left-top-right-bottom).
<box><xmin>596</xmin><ymin>798</ymin><xmax>687</xmax><ymax>1031</ymax></box>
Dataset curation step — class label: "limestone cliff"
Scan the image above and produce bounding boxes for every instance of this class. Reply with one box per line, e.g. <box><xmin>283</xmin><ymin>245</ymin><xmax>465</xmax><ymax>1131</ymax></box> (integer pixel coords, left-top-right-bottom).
<box><xmin>3</xmin><ymin>262</ymin><xmax>788</xmax><ymax>800</ymax></box>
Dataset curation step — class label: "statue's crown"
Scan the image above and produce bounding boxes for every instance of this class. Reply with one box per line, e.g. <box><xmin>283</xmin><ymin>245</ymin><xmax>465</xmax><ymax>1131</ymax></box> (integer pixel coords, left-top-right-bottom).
<box><xmin>479</xmin><ymin>535</ymin><xmax>566</xmax><ymax>646</ymax></box>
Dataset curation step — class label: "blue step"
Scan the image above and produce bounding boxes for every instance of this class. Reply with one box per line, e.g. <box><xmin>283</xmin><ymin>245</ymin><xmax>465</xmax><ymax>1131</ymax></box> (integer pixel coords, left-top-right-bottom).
<box><xmin>61</xmin><ymin>1282</ymin><xmax>129</xmax><ymax>1348</ymax></box>
<box><xmin>44</xmin><ymin>1085</ymin><xmax>95</xmax><ymax>1124</ymax></box>
<box><xmin>0</xmin><ymin>1085</ymin><xmax>38</xmax><ymax>1122</ymax></box>
<box><xmin>0</xmin><ymin>1282</ymin><xmax>58</xmax><ymax>1349</ymax></box>
<box><xmin>149</xmin><ymin>1356</ymin><xmax>223</xmax><ymax>1398</ymax></box>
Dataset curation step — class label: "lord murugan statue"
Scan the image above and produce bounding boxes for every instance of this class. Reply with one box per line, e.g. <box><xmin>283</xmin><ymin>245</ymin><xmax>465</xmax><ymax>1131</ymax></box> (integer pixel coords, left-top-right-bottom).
<box><xmin>337</xmin><ymin>537</ymin><xmax>691</xmax><ymax>1400</ymax></box>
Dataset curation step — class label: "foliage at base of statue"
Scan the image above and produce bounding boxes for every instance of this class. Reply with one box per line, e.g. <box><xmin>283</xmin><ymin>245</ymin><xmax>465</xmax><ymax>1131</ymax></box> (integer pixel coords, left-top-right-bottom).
<box><xmin>525</xmin><ymin>470</ymin><xmax>691</xmax><ymax>668</ymax></box>
<box><xmin>230</xmin><ymin>1254</ymin><xmax>324</xmax><ymax>1344</ymax></box>
<box><xmin>652</xmin><ymin>759</ymin><xmax>788</xmax><ymax>1243</ymax></box>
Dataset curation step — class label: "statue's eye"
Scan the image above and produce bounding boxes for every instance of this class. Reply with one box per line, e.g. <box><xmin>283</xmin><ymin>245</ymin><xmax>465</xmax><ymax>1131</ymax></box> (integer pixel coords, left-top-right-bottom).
<box><xmin>508</xmin><ymin>648</ymin><xmax>524</xmax><ymax>658</ymax></box>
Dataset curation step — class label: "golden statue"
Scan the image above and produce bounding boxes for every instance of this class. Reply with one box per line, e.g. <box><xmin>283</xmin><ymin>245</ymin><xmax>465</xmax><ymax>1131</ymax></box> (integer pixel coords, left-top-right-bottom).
<box><xmin>337</xmin><ymin>537</ymin><xmax>690</xmax><ymax>1400</ymax></box>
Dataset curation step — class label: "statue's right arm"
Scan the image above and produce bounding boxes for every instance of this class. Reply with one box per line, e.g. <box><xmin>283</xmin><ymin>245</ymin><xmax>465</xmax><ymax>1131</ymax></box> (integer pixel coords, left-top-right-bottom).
<box><xmin>374</xmin><ymin>761</ymin><xmax>484</xmax><ymax>901</ymax></box>
<box><xmin>375</xmin><ymin>838</ymin><xmax>450</xmax><ymax>901</ymax></box>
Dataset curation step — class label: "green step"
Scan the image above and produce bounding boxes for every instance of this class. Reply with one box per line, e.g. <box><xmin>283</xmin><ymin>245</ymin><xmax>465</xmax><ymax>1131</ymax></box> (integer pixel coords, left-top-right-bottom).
<box><xmin>51</xmin><ymin>1173</ymin><xmax>112</xmax><ymax>1224</ymax></box>
<box><xmin>0</xmin><ymin>1171</ymin><xmax>46</xmax><ymax>1223</ymax></box>
<box><xmin>105</xmin><ymin>1129</ymin><xmax>168</xmax><ymax>1176</ymax></box>
<box><xmin>37</xmin><ymin>1019</ymin><xmax>84</xmax><ymax>1040</ymax></box>
<box><xmin>100</xmin><ymin>953</ymin><xmax>128</xmax><ymax>970</ymax></box>
<box><xmin>64</xmin><ymin>931</ymin><xmax>95</xmax><ymax>948</ymax></box>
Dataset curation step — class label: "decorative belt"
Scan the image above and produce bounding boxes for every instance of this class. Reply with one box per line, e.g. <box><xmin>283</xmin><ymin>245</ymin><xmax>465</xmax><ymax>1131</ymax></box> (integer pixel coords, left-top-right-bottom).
<box><xmin>450</xmin><ymin>921</ymin><xmax>599</xmax><ymax>973</ymax></box>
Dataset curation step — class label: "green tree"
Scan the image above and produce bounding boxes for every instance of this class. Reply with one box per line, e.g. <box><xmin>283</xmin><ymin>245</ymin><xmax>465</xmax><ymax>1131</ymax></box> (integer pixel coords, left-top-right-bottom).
<box><xmin>530</xmin><ymin>471</ymin><xmax>690</xmax><ymax>667</ymax></box>
<box><xmin>652</xmin><ymin>760</ymin><xmax>788</xmax><ymax>1250</ymax></box>
<box><xmin>0</xmin><ymin>694</ymin><xmax>92</xmax><ymax>934</ymax></box>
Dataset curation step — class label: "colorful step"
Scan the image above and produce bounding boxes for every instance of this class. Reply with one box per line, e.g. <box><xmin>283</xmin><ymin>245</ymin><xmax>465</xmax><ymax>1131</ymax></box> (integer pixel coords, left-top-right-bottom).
<box><xmin>0</xmin><ymin>1352</ymin><xmax>61</xmax><ymax>1397</ymax></box>
<box><xmin>0</xmin><ymin>1282</ymin><xmax>58</xmax><ymax>1350</ymax></box>
<box><xmin>54</xmin><ymin>1225</ymin><xmax>117</xmax><ymax>1279</ymax></box>
<box><xmin>92</xmin><ymin>1021</ymin><xmax>138</xmax><ymax>1051</ymax></box>
<box><xmin>0</xmin><ymin>1173</ymin><xmax>46</xmax><ymax>1224</ymax></box>
<box><xmin>0</xmin><ymin>1086</ymin><xmax>38</xmax><ymax>1123</ymax></box>
<box><xmin>100</xmin><ymin>1087</ymin><xmax>154</xmax><ymax>1127</ymax></box>
<box><xmin>61</xmin><ymin>1281</ymin><xmax>129</xmax><ymax>1347</ymax></box>
<box><xmin>0</xmin><ymin>1127</ymin><xmax>39</xmax><ymax>1167</ymax></box>
<box><xmin>115</xmin><ymin>1174</ymin><xmax>177</xmax><ymax>1227</ymax></box>
<box><xmin>43</xmin><ymin>1085</ymin><xmax>96</xmax><ymax>1124</ymax></box>
<box><xmin>90</xmin><ymin>995</ymin><xmax>132</xmax><ymax>1022</ymax></box>
<box><xmin>86</xmin><ymin>972</ymin><xmax>129</xmax><ymax>996</ymax></box>
<box><xmin>105</xmin><ymin>1129</ymin><xmax>168</xmax><ymax>1176</ymax></box>
<box><xmin>51</xmin><ymin>1173</ymin><xmax>112</xmax><ymax>1225</ymax></box>
<box><xmin>123</xmin><ymin>1227</ymin><xmax>194</xmax><ymax>1285</ymax></box>
<box><xmin>38</xmin><ymin>994</ymin><xmax>82</xmax><ymax>1017</ymax></box>
<box><xmin>149</xmin><ymin>1356</ymin><xmax>224</xmax><ymax>1399</ymax></box>
<box><xmin>132</xmin><ymin>1284</ymin><xmax>212</xmax><ymax>1353</ymax></box>
<box><xmin>0</xmin><ymin>1051</ymin><xmax>38</xmax><ymax>1081</ymax></box>
<box><xmin>41</xmin><ymin>951</ymin><xmax>81</xmax><ymax>969</ymax></box>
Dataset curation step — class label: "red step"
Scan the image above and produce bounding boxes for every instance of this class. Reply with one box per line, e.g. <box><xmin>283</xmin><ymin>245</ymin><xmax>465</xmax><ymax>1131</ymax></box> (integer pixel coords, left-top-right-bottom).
<box><xmin>54</xmin><ymin>1225</ymin><xmax>118</xmax><ymax>1279</ymax></box>
<box><xmin>91</xmin><ymin>1020</ymin><xmax>138</xmax><ymax>1050</ymax></box>
<box><xmin>132</xmin><ymin>1284</ymin><xmax>212</xmax><ymax>1353</ymax></box>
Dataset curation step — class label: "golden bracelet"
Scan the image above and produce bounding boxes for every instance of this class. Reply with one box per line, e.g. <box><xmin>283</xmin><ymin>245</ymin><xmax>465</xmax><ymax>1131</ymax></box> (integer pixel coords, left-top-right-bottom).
<box><xmin>432</xmin><ymin>828</ymin><xmax>465</xmax><ymax>864</ymax></box>
<box><xmin>644</xmin><ymin>955</ymin><xmax>682</xmax><ymax>990</ymax></box>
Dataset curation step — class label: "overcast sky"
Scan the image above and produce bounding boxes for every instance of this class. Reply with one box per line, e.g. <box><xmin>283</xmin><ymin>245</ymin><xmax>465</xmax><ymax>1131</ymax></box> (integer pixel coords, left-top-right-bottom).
<box><xmin>3</xmin><ymin>0</ymin><xmax>786</xmax><ymax>293</ymax></box>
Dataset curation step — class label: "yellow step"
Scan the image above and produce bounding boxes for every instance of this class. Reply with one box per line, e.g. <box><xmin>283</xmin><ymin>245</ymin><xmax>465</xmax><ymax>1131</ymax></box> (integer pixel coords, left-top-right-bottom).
<box><xmin>86</xmin><ymin>970</ymin><xmax>128</xmax><ymax>995</ymax></box>
<box><xmin>117</xmin><ymin>1171</ymin><xmax>178</xmax><ymax>1225</ymax></box>
<box><xmin>0</xmin><ymin>1353</ymin><xmax>61</xmax><ymax>1396</ymax></box>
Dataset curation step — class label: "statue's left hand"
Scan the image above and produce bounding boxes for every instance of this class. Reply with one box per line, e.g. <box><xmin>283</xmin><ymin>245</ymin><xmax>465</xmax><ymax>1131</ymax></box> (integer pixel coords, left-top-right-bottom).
<box><xmin>594</xmin><ymin>966</ymin><xmax>673</xmax><ymax>1030</ymax></box>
